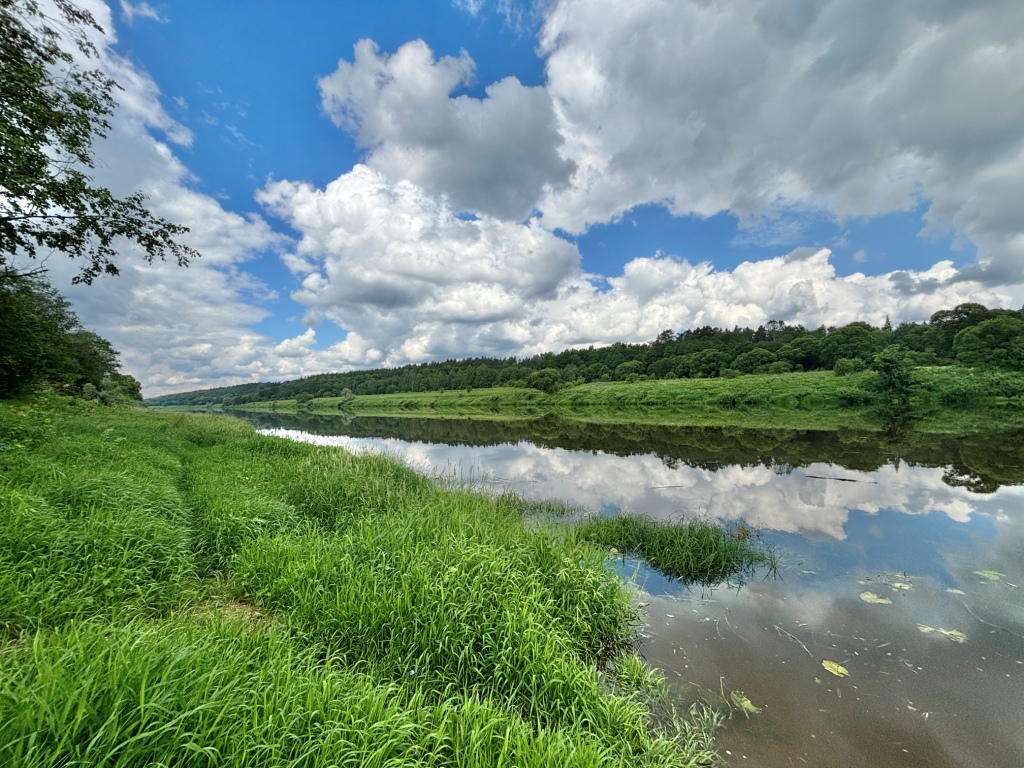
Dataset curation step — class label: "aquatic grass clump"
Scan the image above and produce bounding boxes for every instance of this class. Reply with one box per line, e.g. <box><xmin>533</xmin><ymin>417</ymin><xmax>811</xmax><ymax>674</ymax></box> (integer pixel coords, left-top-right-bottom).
<box><xmin>576</xmin><ymin>514</ymin><xmax>777</xmax><ymax>585</ymax></box>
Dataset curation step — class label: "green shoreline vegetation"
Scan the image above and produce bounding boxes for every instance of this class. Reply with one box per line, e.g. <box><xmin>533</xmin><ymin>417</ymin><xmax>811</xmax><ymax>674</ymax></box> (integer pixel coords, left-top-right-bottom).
<box><xmin>148</xmin><ymin>303</ymin><xmax>1024</xmax><ymax>427</ymax></box>
<box><xmin>188</xmin><ymin>366</ymin><xmax>1024</xmax><ymax>434</ymax></box>
<box><xmin>0</xmin><ymin>395</ymin><xmax>776</xmax><ymax>766</ymax></box>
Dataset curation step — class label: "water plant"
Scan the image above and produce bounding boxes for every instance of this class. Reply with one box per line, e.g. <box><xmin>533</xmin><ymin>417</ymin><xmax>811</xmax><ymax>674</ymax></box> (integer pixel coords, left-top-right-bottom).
<box><xmin>575</xmin><ymin>514</ymin><xmax>777</xmax><ymax>585</ymax></box>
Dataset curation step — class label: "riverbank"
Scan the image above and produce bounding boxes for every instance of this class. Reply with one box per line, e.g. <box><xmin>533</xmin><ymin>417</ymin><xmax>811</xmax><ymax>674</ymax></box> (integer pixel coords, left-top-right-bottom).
<box><xmin>203</xmin><ymin>367</ymin><xmax>1024</xmax><ymax>433</ymax></box>
<box><xmin>0</xmin><ymin>395</ymin><xmax>777</xmax><ymax>766</ymax></box>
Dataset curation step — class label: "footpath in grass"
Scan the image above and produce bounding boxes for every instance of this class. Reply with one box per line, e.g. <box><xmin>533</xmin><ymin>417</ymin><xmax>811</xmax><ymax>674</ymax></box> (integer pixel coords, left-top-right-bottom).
<box><xmin>0</xmin><ymin>395</ymin><xmax>776</xmax><ymax>767</ymax></box>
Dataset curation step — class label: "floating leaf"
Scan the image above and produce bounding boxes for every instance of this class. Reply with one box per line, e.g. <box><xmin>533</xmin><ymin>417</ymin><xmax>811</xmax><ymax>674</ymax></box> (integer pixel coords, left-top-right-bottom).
<box><xmin>730</xmin><ymin>691</ymin><xmax>762</xmax><ymax>716</ymax></box>
<box><xmin>860</xmin><ymin>591</ymin><xmax>892</xmax><ymax>605</ymax></box>
<box><xmin>822</xmin><ymin>660</ymin><xmax>849</xmax><ymax>677</ymax></box>
<box><xmin>945</xmin><ymin>588</ymin><xmax>966</xmax><ymax>595</ymax></box>
<box><xmin>974</xmin><ymin>570</ymin><xmax>1005</xmax><ymax>581</ymax></box>
<box><xmin>918</xmin><ymin>624</ymin><xmax>967</xmax><ymax>643</ymax></box>
<box><xmin>891</xmin><ymin>582</ymin><xmax>912</xmax><ymax>590</ymax></box>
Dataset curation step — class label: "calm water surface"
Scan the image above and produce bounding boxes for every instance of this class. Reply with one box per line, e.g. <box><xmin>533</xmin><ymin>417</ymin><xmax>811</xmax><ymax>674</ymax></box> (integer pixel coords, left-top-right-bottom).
<box><xmin>249</xmin><ymin>413</ymin><xmax>1024</xmax><ymax>768</ymax></box>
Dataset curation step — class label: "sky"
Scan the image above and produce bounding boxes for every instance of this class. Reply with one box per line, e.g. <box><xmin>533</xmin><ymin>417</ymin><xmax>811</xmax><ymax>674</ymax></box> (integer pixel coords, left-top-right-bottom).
<box><xmin>34</xmin><ymin>0</ymin><xmax>1024</xmax><ymax>396</ymax></box>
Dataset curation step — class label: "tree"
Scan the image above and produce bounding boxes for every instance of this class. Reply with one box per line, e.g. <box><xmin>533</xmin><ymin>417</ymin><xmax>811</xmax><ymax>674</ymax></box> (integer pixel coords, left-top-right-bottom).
<box><xmin>928</xmin><ymin>303</ymin><xmax>992</xmax><ymax>355</ymax></box>
<box><xmin>652</xmin><ymin>328</ymin><xmax>675</xmax><ymax>346</ymax></box>
<box><xmin>0</xmin><ymin>275</ymin><xmax>78</xmax><ymax>396</ymax></box>
<box><xmin>869</xmin><ymin>346</ymin><xmax>912</xmax><ymax>407</ymax></box>
<box><xmin>1</xmin><ymin>0</ymin><xmax>198</xmax><ymax>284</ymax></box>
<box><xmin>953</xmin><ymin>316</ymin><xmax>1024</xmax><ymax>369</ymax></box>
<box><xmin>820</xmin><ymin>322</ymin><xmax>882</xmax><ymax>369</ymax></box>
<box><xmin>0</xmin><ymin>274</ymin><xmax>127</xmax><ymax>398</ymax></box>
<box><xmin>65</xmin><ymin>330</ymin><xmax>117</xmax><ymax>387</ymax></box>
<box><xmin>677</xmin><ymin>349</ymin><xmax>725</xmax><ymax>378</ymax></box>
<box><xmin>777</xmin><ymin>333</ymin><xmax>822</xmax><ymax>371</ymax></box>
<box><xmin>526</xmin><ymin>368</ymin><xmax>562</xmax><ymax>393</ymax></box>
<box><xmin>614</xmin><ymin>360</ymin><xmax>644</xmax><ymax>380</ymax></box>
<box><xmin>731</xmin><ymin>348</ymin><xmax>776</xmax><ymax>374</ymax></box>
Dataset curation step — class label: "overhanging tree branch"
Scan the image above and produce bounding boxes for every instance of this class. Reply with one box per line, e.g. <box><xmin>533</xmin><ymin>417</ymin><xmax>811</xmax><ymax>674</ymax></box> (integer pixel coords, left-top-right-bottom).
<box><xmin>0</xmin><ymin>0</ymin><xmax>200</xmax><ymax>285</ymax></box>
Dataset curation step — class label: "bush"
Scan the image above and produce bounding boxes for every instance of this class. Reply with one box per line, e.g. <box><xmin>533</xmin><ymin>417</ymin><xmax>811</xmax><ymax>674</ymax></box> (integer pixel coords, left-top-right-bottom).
<box><xmin>833</xmin><ymin>358</ymin><xmax>867</xmax><ymax>376</ymax></box>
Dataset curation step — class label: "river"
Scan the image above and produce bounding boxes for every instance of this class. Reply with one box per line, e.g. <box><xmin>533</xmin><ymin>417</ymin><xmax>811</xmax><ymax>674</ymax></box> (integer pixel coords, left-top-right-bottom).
<box><xmin>246</xmin><ymin>412</ymin><xmax>1024</xmax><ymax>768</ymax></box>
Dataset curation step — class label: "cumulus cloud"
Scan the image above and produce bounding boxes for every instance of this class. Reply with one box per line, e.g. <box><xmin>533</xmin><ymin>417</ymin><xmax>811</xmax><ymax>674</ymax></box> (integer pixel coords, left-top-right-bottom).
<box><xmin>257</xmin><ymin>164</ymin><xmax>582</xmax><ymax>364</ymax></box>
<box><xmin>318</xmin><ymin>39</ymin><xmax>573</xmax><ymax>220</ymax></box>
<box><xmin>537</xmin><ymin>0</ymin><xmax>1024</xmax><ymax>281</ymax></box>
<box><xmin>259</xmin><ymin>159</ymin><xmax>1013</xmax><ymax>369</ymax></box>
<box><xmin>40</xmin><ymin>0</ymin><xmax>1024</xmax><ymax>394</ymax></box>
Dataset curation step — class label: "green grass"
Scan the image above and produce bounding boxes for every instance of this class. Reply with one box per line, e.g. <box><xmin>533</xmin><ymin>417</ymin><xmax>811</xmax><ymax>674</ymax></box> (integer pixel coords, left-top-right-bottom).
<box><xmin>576</xmin><ymin>515</ymin><xmax>778</xmax><ymax>586</ymax></box>
<box><xmin>0</xmin><ymin>395</ymin><xmax>740</xmax><ymax>767</ymax></box>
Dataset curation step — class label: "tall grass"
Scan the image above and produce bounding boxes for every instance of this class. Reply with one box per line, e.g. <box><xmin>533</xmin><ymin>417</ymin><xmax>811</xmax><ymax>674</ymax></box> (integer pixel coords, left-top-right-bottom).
<box><xmin>0</xmin><ymin>618</ymin><xmax>713</xmax><ymax>767</ymax></box>
<box><xmin>0</xmin><ymin>395</ymin><xmax>727</xmax><ymax>766</ymax></box>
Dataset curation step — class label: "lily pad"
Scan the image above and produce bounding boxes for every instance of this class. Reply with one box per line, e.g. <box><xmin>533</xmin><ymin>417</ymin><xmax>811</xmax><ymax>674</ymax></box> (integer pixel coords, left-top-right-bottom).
<box><xmin>973</xmin><ymin>570</ymin><xmax>1005</xmax><ymax>581</ymax></box>
<box><xmin>822</xmin><ymin>660</ymin><xmax>849</xmax><ymax>677</ymax></box>
<box><xmin>860</xmin><ymin>591</ymin><xmax>893</xmax><ymax>605</ymax></box>
<box><xmin>917</xmin><ymin>624</ymin><xmax>967</xmax><ymax>643</ymax></box>
<box><xmin>730</xmin><ymin>691</ymin><xmax>762</xmax><ymax>716</ymax></box>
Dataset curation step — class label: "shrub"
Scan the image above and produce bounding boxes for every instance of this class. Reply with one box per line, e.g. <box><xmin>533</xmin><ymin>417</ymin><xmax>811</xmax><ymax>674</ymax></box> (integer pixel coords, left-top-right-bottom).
<box><xmin>833</xmin><ymin>358</ymin><xmax>867</xmax><ymax>376</ymax></box>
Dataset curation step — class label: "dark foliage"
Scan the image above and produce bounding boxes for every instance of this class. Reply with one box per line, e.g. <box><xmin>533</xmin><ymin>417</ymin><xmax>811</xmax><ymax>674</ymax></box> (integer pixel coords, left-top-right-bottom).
<box><xmin>0</xmin><ymin>274</ymin><xmax>140</xmax><ymax>400</ymax></box>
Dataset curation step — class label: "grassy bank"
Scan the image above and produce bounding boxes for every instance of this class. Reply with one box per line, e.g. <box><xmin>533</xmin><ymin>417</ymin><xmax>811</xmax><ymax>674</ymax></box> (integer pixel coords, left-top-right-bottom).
<box><xmin>218</xmin><ymin>367</ymin><xmax>1024</xmax><ymax>433</ymax></box>
<box><xmin>0</xmin><ymin>395</ymin><xmax>778</xmax><ymax>766</ymax></box>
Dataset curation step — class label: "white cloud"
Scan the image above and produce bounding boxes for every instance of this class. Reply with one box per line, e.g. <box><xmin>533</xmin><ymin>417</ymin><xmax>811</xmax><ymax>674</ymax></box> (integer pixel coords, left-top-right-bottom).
<box><xmin>257</xmin><ymin>164</ymin><xmax>582</xmax><ymax>365</ymax></box>
<box><xmin>119</xmin><ymin>0</ymin><xmax>165</xmax><ymax>25</ymax></box>
<box><xmin>258</xmin><ymin>162</ymin><xmax>1016</xmax><ymax>370</ymax></box>
<box><xmin>452</xmin><ymin>0</ymin><xmax>485</xmax><ymax>15</ymax></box>
<box><xmin>318</xmin><ymin>39</ymin><xmax>573</xmax><ymax>220</ymax></box>
<box><xmin>33</xmin><ymin>1</ymin><xmax>1024</xmax><ymax>395</ymax></box>
<box><xmin>537</xmin><ymin>0</ymin><xmax>1024</xmax><ymax>283</ymax></box>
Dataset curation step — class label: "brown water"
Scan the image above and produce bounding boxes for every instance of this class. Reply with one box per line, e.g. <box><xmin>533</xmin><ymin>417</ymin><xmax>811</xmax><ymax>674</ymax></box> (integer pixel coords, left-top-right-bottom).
<box><xmin>250</xmin><ymin>413</ymin><xmax>1024</xmax><ymax>768</ymax></box>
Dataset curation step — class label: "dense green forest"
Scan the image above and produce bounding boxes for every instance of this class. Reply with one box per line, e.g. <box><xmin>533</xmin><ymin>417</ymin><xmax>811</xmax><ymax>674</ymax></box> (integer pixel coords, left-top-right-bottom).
<box><xmin>0</xmin><ymin>276</ymin><xmax>142</xmax><ymax>404</ymax></box>
<box><xmin>149</xmin><ymin>302</ymin><xmax>1024</xmax><ymax>406</ymax></box>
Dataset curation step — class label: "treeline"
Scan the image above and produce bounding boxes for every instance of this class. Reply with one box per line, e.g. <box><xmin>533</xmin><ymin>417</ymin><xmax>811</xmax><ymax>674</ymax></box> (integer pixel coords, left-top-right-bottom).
<box><xmin>0</xmin><ymin>276</ymin><xmax>142</xmax><ymax>403</ymax></box>
<box><xmin>148</xmin><ymin>302</ymin><xmax>1024</xmax><ymax>406</ymax></box>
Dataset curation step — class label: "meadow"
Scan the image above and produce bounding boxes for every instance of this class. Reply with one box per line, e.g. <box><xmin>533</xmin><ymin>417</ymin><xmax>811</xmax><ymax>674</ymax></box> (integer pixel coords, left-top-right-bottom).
<box><xmin>0</xmin><ymin>395</ymin><xmax>775</xmax><ymax>767</ymax></box>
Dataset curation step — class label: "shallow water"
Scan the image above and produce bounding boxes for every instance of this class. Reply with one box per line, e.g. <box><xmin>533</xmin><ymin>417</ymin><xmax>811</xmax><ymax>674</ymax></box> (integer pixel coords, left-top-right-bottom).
<box><xmin>250</xmin><ymin>413</ymin><xmax>1024</xmax><ymax>768</ymax></box>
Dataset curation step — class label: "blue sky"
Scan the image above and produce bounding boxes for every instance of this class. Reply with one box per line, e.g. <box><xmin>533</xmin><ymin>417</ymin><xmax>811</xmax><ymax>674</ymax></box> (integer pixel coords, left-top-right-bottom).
<box><xmin>49</xmin><ymin>0</ymin><xmax>1024</xmax><ymax>394</ymax></box>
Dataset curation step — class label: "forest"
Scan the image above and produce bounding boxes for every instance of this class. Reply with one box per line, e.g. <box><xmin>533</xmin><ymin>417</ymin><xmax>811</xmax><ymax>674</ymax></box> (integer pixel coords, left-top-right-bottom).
<box><xmin>148</xmin><ymin>302</ymin><xmax>1024</xmax><ymax>406</ymax></box>
<box><xmin>0</xmin><ymin>276</ymin><xmax>142</xmax><ymax>404</ymax></box>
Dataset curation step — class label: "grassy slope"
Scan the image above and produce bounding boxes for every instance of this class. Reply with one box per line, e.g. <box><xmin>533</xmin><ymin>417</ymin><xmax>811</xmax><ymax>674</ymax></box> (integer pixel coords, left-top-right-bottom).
<box><xmin>226</xmin><ymin>368</ymin><xmax>1024</xmax><ymax>433</ymax></box>
<box><xmin>0</xmin><ymin>396</ymin><xmax>756</xmax><ymax>767</ymax></box>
